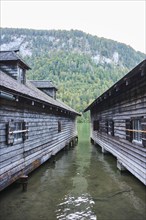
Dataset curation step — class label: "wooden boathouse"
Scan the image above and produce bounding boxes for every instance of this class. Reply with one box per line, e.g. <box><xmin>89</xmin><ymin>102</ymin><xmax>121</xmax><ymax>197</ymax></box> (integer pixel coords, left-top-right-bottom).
<box><xmin>84</xmin><ymin>60</ymin><xmax>146</xmax><ymax>185</ymax></box>
<box><xmin>0</xmin><ymin>50</ymin><xmax>80</xmax><ymax>191</ymax></box>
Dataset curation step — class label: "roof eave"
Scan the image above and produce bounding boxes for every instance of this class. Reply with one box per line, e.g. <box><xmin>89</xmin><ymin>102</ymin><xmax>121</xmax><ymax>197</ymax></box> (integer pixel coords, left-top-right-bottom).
<box><xmin>83</xmin><ymin>59</ymin><xmax>146</xmax><ymax>112</ymax></box>
<box><xmin>0</xmin><ymin>84</ymin><xmax>80</xmax><ymax>116</ymax></box>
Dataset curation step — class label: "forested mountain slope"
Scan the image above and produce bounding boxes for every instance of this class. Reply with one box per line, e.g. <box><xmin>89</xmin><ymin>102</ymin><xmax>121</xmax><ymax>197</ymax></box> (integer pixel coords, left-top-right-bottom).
<box><xmin>1</xmin><ymin>28</ymin><xmax>145</xmax><ymax>121</ymax></box>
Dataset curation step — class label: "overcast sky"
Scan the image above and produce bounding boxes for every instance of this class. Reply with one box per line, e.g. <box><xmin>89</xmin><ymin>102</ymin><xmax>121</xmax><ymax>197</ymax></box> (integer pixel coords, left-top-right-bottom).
<box><xmin>1</xmin><ymin>0</ymin><xmax>146</xmax><ymax>53</ymax></box>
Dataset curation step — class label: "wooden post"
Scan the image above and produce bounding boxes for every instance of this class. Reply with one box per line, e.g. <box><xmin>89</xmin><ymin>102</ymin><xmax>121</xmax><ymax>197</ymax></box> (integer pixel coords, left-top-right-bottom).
<box><xmin>102</xmin><ymin>147</ymin><xmax>109</xmax><ymax>154</ymax></box>
<box><xmin>69</xmin><ymin>141</ymin><xmax>72</xmax><ymax>148</ymax></box>
<box><xmin>74</xmin><ymin>138</ymin><xmax>77</xmax><ymax>146</ymax></box>
<box><xmin>90</xmin><ymin>138</ymin><xmax>94</xmax><ymax>144</ymax></box>
<box><xmin>64</xmin><ymin>144</ymin><xmax>69</xmax><ymax>150</ymax></box>
<box><xmin>117</xmin><ymin>160</ymin><xmax>127</xmax><ymax>171</ymax></box>
<box><xmin>20</xmin><ymin>175</ymin><xmax>28</xmax><ymax>192</ymax></box>
<box><xmin>51</xmin><ymin>155</ymin><xmax>56</xmax><ymax>163</ymax></box>
<box><xmin>72</xmin><ymin>139</ymin><xmax>74</xmax><ymax>147</ymax></box>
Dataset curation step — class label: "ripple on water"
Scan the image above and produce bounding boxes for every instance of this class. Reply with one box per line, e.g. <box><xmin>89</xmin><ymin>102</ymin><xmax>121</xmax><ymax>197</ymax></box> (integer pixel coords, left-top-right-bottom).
<box><xmin>56</xmin><ymin>193</ymin><xmax>96</xmax><ymax>220</ymax></box>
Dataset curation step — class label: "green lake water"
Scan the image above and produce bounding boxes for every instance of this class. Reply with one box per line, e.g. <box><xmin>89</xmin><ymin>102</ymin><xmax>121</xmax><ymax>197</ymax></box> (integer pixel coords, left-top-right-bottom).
<box><xmin>0</xmin><ymin>123</ymin><xmax>146</xmax><ymax>220</ymax></box>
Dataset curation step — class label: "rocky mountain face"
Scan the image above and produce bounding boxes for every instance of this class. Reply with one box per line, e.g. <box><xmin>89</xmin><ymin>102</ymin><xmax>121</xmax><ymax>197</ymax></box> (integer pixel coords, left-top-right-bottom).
<box><xmin>1</xmin><ymin>28</ymin><xmax>145</xmax><ymax>67</ymax></box>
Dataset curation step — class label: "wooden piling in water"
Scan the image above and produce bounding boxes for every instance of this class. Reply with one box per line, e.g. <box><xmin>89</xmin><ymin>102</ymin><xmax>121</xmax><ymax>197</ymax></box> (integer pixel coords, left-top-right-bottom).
<box><xmin>20</xmin><ymin>175</ymin><xmax>28</xmax><ymax>192</ymax></box>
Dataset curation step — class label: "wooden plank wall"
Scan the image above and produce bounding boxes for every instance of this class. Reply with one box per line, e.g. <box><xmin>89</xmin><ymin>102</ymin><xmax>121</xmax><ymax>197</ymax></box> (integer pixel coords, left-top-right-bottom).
<box><xmin>1</xmin><ymin>64</ymin><xmax>18</xmax><ymax>79</ymax></box>
<box><xmin>0</xmin><ymin>102</ymin><xmax>77</xmax><ymax>191</ymax></box>
<box><xmin>90</xmin><ymin>81</ymin><xmax>146</xmax><ymax>185</ymax></box>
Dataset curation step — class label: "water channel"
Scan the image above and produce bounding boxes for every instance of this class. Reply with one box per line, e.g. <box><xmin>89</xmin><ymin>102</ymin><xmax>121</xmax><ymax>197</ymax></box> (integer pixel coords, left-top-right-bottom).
<box><xmin>0</xmin><ymin>123</ymin><xmax>146</xmax><ymax>220</ymax></box>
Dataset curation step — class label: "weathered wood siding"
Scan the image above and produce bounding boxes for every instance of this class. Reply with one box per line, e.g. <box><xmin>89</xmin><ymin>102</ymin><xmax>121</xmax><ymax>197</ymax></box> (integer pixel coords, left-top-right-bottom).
<box><xmin>90</xmin><ymin>78</ymin><xmax>146</xmax><ymax>185</ymax></box>
<box><xmin>0</xmin><ymin>100</ymin><xmax>77</xmax><ymax>191</ymax></box>
<box><xmin>0</xmin><ymin>63</ymin><xmax>18</xmax><ymax>79</ymax></box>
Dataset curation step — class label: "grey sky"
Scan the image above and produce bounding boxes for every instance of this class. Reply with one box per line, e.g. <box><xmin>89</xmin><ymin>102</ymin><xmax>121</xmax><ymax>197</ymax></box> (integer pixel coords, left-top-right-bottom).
<box><xmin>1</xmin><ymin>0</ymin><xmax>146</xmax><ymax>53</ymax></box>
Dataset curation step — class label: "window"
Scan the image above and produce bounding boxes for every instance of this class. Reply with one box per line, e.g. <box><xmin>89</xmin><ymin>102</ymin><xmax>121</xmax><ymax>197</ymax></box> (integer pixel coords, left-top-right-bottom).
<box><xmin>108</xmin><ymin>120</ymin><xmax>114</xmax><ymax>136</ymax></box>
<box><xmin>93</xmin><ymin>120</ymin><xmax>99</xmax><ymax>131</ymax></box>
<box><xmin>58</xmin><ymin>121</ymin><xmax>61</xmax><ymax>133</ymax></box>
<box><xmin>14</xmin><ymin>122</ymin><xmax>23</xmax><ymax>142</ymax></box>
<box><xmin>6</xmin><ymin>121</ymin><xmax>29</xmax><ymax>145</ymax></box>
<box><xmin>141</xmin><ymin>118</ymin><xmax>146</xmax><ymax>147</ymax></box>
<box><xmin>126</xmin><ymin>118</ymin><xmax>144</xmax><ymax>145</ymax></box>
<box><xmin>132</xmin><ymin>119</ymin><xmax>142</xmax><ymax>143</ymax></box>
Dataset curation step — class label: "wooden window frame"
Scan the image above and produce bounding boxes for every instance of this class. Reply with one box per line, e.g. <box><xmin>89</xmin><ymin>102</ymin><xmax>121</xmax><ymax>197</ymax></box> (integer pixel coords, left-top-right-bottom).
<box><xmin>14</xmin><ymin>121</ymin><xmax>23</xmax><ymax>142</ymax></box>
<box><xmin>108</xmin><ymin>120</ymin><xmax>114</xmax><ymax>136</ymax></box>
<box><xmin>141</xmin><ymin>118</ymin><xmax>146</xmax><ymax>147</ymax></box>
<box><xmin>132</xmin><ymin>118</ymin><xmax>142</xmax><ymax>144</ymax></box>
<box><xmin>58</xmin><ymin>121</ymin><xmax>62</xmax><ymax>133</ymax></box>
<box><xmin>6</xmin><ymin>121</ymin><xmax>29</xmax><ymax>146</ymax></box>
<box><xmin>126</xmin><ymin>117</ymin><xmax>145</xmax><ymax>146</ymax></box>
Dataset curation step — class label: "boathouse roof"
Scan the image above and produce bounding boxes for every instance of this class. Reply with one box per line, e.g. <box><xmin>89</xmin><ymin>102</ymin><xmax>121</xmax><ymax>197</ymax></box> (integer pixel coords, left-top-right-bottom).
<box><xmin>0</xmin><ymin>50</ymin><xmax>31</xmax><ymax>70</ymax></box>
<box><xmin>84</xmin><ymin>59</ymin><xmax>146</xmax><ymax>112</ymax></box>
<box><xmin>30</xmin><ymin>80</ymin><xmax>58</xmax><ymax>91</ymax></box>
<box><xmin>0</xmin><ymin>70</ymin><xmax>80</xmax><ymax>116</ymax></box>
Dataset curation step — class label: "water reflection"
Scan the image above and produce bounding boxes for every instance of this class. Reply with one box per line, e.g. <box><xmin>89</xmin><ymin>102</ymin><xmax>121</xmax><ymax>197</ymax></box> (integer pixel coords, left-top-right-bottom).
<box><xmin>0</xmin><ymin>123</ymin><xmax>146</xmax><ymax>220</ymax></box>
<box><xmin>87</xmin><ymin>140</ymin><xmax>146</xmax><ymax>220</ymax></box>
<box><xmin>56</xmin><ymin>124</ymin><xmax>96</xmax><ymax>220</ymax></box>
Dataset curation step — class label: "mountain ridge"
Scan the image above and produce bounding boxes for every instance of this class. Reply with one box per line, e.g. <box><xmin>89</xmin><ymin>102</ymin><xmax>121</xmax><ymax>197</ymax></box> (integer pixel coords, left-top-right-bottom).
<box><xmin>0</xmin><ymin>28</ymin><xmax>145</xmax><ymax>121</ymax></box>
<box><xmin>1</xmin><ymin>28</ymin><xmax>145</xmax><ymax>67</ymax></box>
